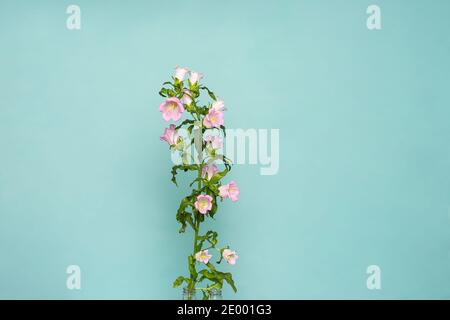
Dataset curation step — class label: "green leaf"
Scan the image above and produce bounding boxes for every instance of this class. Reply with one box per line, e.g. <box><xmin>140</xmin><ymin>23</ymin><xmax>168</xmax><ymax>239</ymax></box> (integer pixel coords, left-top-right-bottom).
<box><xmin>172</xmin><ymin>276</ymin><xmax>188</xmax><ymax>288</ymax></box>
<box><xmin>176</xmin><ymin>196</ymin><xmax>193</xmax><ymax>233</ymax></box>
<box><xmin>207</xmin><ymin>91</ymin><xmax>216</xmax><ymax>101</ymax></box>
<box><xmin>189</xmin><ymin>177</ymin><xmax>201</xmax><ymax>188</ymax></box>
<box><xmin>175</xmin><ymin>119</ymin><xmax>195</xmax><ymax>130</ymax></box>
<box><xmin>220</xmin><ymin>125</ymin><xmax>226</xmax><ymax>137</ymax></box>
<box><xmin>198</xmin><ymin>231</ymin><xmax>218</xmax><ymax>249</ymax></box>
<box><xmin>171</xmin><ymin>165</ymin><xmax>182</xmax><ymax>186</ymax></box>
<box><xmin>209</xmin><ymin>197</ymin><xmax>218</xmax><ymax>218</ymax></box>
<box><xmin>200</xmin><ymin>86</ymin><xmax>217</xmax><ymax>101</ymax></box>
<box><xmin>171</xmin><ymin>164</ymin><xmax>198</xmax><ymax>186</ymax></box>
<box><xmin>223</xmin><ymin>273</ymin><xmax>237</xmax><ymax>293</ymax></box>
<box><xmin>200</xmin><ymin>266</ymin><xmax>224</xmax><ymax>289</ymax></box>
<box><xmin>222</xmin><ymin>155</ymin><xmax>232</xmax><ymax>171</ymax></box>
<box><xmin>159</xmin><ymin>88</ymin><xmax>167</xmax><ymax>97</ymax></box>
<box><xmin>162</xmin><ymin>81</ymin><xmax>175</xmax><ymax>87</ymax></box>
<box><xmin>201</xmin><ymin>290</ymin><xmax>209</xmax><ymax>300</ymax></box>
<box><xmin>199</xmin><ymin>269</ymin><xmax>217</xmax><ymax>282</ymax></box>
<box><xmin>187</xmin><ymin>124</ymin><xmax>194</xmax><ymax>135</ymax></box>
<box><xmin>209</xmin><ymin>168</ymin><xmax>229</xmax><ymax>184</ymax></box>
<box><xmin>207</xmin><ymin>183</ymin><xmax>219</xmax><ymax>196</ymax></box>
<box><xmin>204</xmin><ymin>264</ymin><xmax>236</xmax><ymax>293</ymax></box>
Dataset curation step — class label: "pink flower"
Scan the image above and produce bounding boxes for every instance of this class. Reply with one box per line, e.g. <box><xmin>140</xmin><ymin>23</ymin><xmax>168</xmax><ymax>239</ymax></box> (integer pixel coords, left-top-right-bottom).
<box><xmin>174</xmin><ymin>66</ymin><xmax>189</xmax><ymax>81</ymax></box>
<box><xmin>189</xmin><ymin>71</ymin><xmax>203</xmax><ymax>84</ymax></box>
<box><xmin>194</xmin><ymin>194</ymin><xmax>213</xmax><ymax>214</ymax></box>
<box><xmin>159</xmin><ymin>97</ymin><xmax>184</xmax><ymax>122</ymax></box>
<box><xmin>203</xmin><ymin>108</ymin><xmax>224</xmax><ymax>128</ymax></box>
<box><xmin>222</xmin><ymin>249</ymin><xmax>238</xmax><ymax>265</ymax></box>
<box><xmin>211</xmin><ymin>100</ymin><xmax>225</xmax><ymax>112</ymax></box>
<box><xmin>181</xmin><ymin>90</ymin><xmax>193</xmax><ymax>105</ymax></box>
<box><xmin>160</xmin><ymin>124</ymin><xmax>179</xmax><ymax>146</ymax></box>
<box><xmin>218</xmin><ymin>181</ymin><xmax>240</xmax><ymax>202</ymax></box>
<box><xmin>202</xmin><ymin>164</ymin><xmax>218</xmax><ymax>181</ymax></box>
<box><xmin>195</xmin><ymin>249</ymin><xmax>212</xmax><ymax>264</ymax></box>
<box><xmin>204</xmin><ymin>135</ymin><xmax>223</xmax><ymax>150</ymax></box>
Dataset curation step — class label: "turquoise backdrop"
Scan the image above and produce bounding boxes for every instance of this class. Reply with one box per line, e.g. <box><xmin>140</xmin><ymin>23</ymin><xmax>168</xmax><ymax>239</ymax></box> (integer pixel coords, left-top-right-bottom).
<box><xmin>0</xmin><ymin>0</ymin><xmax>449</xmax><ymax>299</ymax></box>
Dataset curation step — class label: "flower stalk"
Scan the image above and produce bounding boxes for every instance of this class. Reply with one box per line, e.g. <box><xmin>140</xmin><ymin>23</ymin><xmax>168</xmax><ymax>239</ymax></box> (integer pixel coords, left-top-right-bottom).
<box><xmin>158</xmin><ymin>66</ymin><xmax>240</xmax><ymax>299</ymax></box>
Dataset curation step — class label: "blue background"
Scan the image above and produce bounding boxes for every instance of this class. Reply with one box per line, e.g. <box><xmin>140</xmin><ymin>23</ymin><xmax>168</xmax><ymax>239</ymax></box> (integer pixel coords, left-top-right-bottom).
<box><xmin>0</xmin><ymin>0</ymin><xmax>449</xmax><ymax>299</ymax></box>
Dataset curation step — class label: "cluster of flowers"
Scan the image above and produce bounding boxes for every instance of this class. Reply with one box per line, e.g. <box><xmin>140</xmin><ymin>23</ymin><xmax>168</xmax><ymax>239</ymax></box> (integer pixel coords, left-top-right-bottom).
<box><xmin>158</xmin><ymin>66</ymin><xmax>239</xmax><ymax>266</ymax></box>
<box><xmin>195</xmin><ymin>248</ymin><xmax>238</xmax><ymax>265</ymax></box>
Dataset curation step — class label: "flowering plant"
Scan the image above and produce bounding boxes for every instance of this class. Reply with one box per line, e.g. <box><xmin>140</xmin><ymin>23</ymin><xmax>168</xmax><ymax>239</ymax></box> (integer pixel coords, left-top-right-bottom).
<box><xmin>158</xmin><ymin>67</ymin><xmax>240</xmax><ymax>299</ymax></box>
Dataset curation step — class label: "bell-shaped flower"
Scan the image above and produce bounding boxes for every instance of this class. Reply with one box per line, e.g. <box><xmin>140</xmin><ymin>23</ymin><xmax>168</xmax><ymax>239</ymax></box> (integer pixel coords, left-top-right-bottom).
<box><xmin>181</xmin><ymin>89</ymin><xmax>193</xmax><ymax>105</ymax></box>
<box><xmin>160</xmin><ymin>124</ymin><xmax>179</xmax><ymax>146</ymax></box>
<box><xmin>159</xmin><ymin>97</ymin><xmax>184</xmax><ymax>122</ymax></box>
<box><xmin>189</xmin><ymin>71</ymin><xmax>203</xmax><ymax>84</ymax></box>
<box><xmin>202</xmin><ymin>164</ymin><xmax>218</xmax><ymax>181</ymax></box>
<box><xmin>204</xmin><ymin>135</ymin><xmax>223</xmax><ymax>150</ymax></box>
<box><xmin>194</xmin><ymin>194</ymin><xmax>213</xmax><ymax>214</ymax></box>
<box><xmin>195</xmin><ymin>249</ymin><xmax>212</xmax><ymax>264</ymax></box>
<box><xmin>211</xmin><ymin>100</ymin><xmax>226</xmax><ymax>112</ymax></box>
<box><xmin>203</xmin><ymin>108</ymin><xmax>224</xmax><ymax>128</ymax></box>
<box><xmin>218</xmin><ymin>181</ymin><xmax>240</xmax><ymax>202</ymax></box>
<box><xmin>222</xmin><ymin>249</ymin><xmax>238</xmax><ymax>265</ymax></box>
<box><xmin>174</xmin><ymin>66</ymin><xmax>189</xmax><ymax>81</ymax></box>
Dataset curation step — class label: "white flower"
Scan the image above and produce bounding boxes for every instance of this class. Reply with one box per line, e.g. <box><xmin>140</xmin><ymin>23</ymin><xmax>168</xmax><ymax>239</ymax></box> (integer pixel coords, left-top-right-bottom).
<box><xmin>204</xmin><ymin>135</ymin><xmax>223</xmax><ymax>150</ymax></box>
<box><xmin>174</xmin><ymin>66</ymin><xmax>189</xmax><ymax>81</ymax></box>
<box><xmin>195</xmin><ymin>249</ymin><xmax>213</xmax><ymax>264</ymax></box>
<box><xmin>211</xmin><ymin>100</ymin><xmax>225</xmax><ymax>112</ymax></box>
<box><xmin>181</xmin><ymin>90</ymin><xmax>193</xmax><ymax>105</ymax></box>
<box><xmin>189</xmin><ymin>71</ymin><xmax>203</xmax><ymax>84</ymax></box>
<box><xmin>222</xmin><ymin>249</ymin><xmax>238</xmax><ymax>265</ymax></box>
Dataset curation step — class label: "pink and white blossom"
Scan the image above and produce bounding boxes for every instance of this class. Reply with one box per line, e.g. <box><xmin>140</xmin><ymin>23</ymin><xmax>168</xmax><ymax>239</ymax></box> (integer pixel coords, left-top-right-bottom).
<box><xmin>174</xmin><ymin>66</ymin><xmax>189</xmax><ymax>81</ymax></box>
<box><xmin>218</xmin><ymin>181</ymin><xmax>240</xmax><ymax>202</ymax></box>
<box><xmin>195</xmin><ymin>249</ymin><xmax>212</xmax><ymax>264</ymax></box>
<box><xmin>202</xmin><ymin>164</ymin><xmax>219</xmax><ymax>181</ymax></box>
<box><xmin>181</xmin><ymin>90</ymin><xmax>193</xmax><ymax>105</ymax></box>
<box><xmin>204</xmin><ymin>135</ymin><xmax>223</xmax><ymax>150</ymax></box>
<box><xmin>189</xmin><ymin>71</ymin><xmax>203</xmax><ymax>84</ymax></box>
<box><xmin>211</xmin><ymin>100</ymin><xmax>225</xmax><ymax>112</ymax></box>
<box><xmin>159</xmin><ymin>97</ymin><xmax>185</xmax><ymax>122</ymax></box>
<box><xmin>194</xmin><ymin>194</ymin><xmax>213</xmax><ymax>214</ymax></box>
<box><xmin>222</xmin><ymin>249</ymin><xmax>238</xmax><ymax>265</ymax></box>
<box><xmin>160</xmin><ymin>124</ymin><xmax>179</xmax><ymax>146</ymax></box>
<box><xmin>203</xmin><ymin>108</ymin><xmax>224</xmax><ymax>128</ymax></box>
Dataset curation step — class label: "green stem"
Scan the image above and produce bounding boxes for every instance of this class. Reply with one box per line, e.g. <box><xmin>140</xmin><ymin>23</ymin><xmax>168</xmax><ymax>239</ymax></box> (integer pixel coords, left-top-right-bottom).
<box><xmin>189</xmin><ymin>113</ymin><xmax>203</xmax><ymax>291</ymax></box>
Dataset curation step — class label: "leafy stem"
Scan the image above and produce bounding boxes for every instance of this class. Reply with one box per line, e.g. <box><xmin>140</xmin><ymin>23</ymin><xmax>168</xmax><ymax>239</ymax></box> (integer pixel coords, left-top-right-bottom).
<box><xmin>165</xmin><ymin>74</ymin><xmax>238</xmax><ymax>297</ymax></box>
